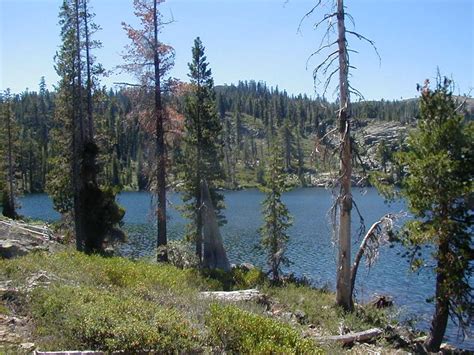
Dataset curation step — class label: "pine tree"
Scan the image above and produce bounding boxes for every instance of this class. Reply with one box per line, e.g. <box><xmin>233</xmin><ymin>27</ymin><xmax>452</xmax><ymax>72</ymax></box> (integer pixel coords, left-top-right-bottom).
<box><xmin>279</xmin><ymin>117</ymin><xmax>296</xmax><ymax>172</ymax></box>
<box><xmin>260</xmin><ymin>139</ymin><xmax>292</xmax><ymax>282</ymax></box>
<box><xmin>0</xmin><ymin>89</ymin><xmax>19</xmax><ymax>219</ymax></box>
<box><xmin>50</xmin><ymin>0</ymin><xmax>124</xmax><ymax>253</ymax></box>
<box><xmin>397</xmin><ymin>77</ymin><xmax>473</xmax><ymax>352</ymax></box>
<box><xmin>180</xmin><ymin>37</ymin><xmax>225</xmax><ymax>263</ymax></box>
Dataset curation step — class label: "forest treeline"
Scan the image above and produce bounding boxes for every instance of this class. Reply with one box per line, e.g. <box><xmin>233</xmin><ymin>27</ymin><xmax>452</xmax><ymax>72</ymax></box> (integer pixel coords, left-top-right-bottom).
<box><xmin>0</xmin><ymin>78</ymin><xmax>422</xmax><ymax>194</ymax></box>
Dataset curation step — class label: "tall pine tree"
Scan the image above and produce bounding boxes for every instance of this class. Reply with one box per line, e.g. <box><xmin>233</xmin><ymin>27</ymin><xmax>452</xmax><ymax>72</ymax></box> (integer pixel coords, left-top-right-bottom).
<box><xmin>180</xmin><ymin>37</ymin><xmax>225</xmax><ymax>263</ymax></box>
<box><xmin>50</xmin><ymin>0</ymin><xmax>124</xmax><ymax>253</ymax></box>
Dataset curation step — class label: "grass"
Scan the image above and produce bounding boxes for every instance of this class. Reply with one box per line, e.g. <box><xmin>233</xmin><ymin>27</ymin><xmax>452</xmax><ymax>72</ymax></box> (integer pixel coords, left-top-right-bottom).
<box><xmin>265</xmin><ymin>284</ymin><xmax>391</xmax><ymax>336</ymax></box>
<box><xmin>0</xmin><ymin>250</ymin><xmax>391</xmax><ymax>353</ymax></box>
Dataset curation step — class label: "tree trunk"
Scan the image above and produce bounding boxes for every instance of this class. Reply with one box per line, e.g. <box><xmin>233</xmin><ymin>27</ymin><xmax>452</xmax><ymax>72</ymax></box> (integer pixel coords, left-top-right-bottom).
<box><xmin>83</xmin><ymin>0</ymin><xmax>93</xmax><ymax>140</ymax></box>
<box><xmin>335</xmin><ymin>0</ymin><xmax>353</xmax><ymax>312</ymax></box>
<box><xmin>153</xmin><ymin>0</ymin><xmax>167</xmax><ymax>262</ymax></box>
<box><xmin>349</xmin><ymin>218</ymin><xmax>385</xmax><ymax>298</ymax></box>
<box><xmin>195</xmin><ymin>69</ymin><xmax>203</xmax><ymax>262</ymax></box>
<box><xmin>6</xmin><ymin>98</ymin><xmax>16</xmax><ymax>217</ymax></box>
<box><xmin>424</xmin><ymin>239</ymin><xmax>450</xmax><ymax>352</ymax></box>
<box><xmin>201</xmin><ymin>180</ymin><xmax>230</xmax><ymax>272</ymax></box>
<box><xmin>73</xmin><ymin>0</ymin><xmax>85</xmax><ymax>252</ymax></box>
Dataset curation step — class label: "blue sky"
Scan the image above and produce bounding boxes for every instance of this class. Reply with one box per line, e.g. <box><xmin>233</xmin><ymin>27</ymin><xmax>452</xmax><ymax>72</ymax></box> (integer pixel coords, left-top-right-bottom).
<box><xmin>1</xmin><ymin>0</ymin><xmax>473</xmax><ymax>100</ymax></box>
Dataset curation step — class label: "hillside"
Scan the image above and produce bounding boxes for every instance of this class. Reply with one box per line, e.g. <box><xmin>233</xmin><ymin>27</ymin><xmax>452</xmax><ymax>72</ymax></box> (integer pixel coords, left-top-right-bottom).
<box><xmin>3</xmin><ymin>79</ymin><xmax>471</xmax><ymax>193</ymax></box>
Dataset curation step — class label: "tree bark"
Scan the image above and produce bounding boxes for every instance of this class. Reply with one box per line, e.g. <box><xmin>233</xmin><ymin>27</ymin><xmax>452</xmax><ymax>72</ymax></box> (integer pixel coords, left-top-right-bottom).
<box><xmin>201</xmin><ymin>180</ymin><xmax>230</xmax><ymax>272</ymax></box>
<box><xmin>153</xmin><ymin>0</ymin><xmax>167</xmax><ymax>262</ymax></box>
<box><xmin>313</xmin><ymin>328</ymin><xmax>383</xmax><ymax>345</ymax></box>
<box><xmin>6</xmin><ymin>98</ymin><xmax>15</xmax><ymax>216</ymax></box>
<box><xmin>83</xmin><ymin>0</ymin><xmax>93</xmax><ymax>140</ymax></box>
<box><xmin>335</xmin><ymin>0</ymin><xmax>353</xmax><ymax>312</ymax></box>
<box><xmin>73</xmin><ymin>0</ymin><xmax>85</xmax><ymax>252</ymax></box>
<box><xmin>424</xmin><ymin>239</ymin><xmax>450</xmax><ymax>352</ymax></box>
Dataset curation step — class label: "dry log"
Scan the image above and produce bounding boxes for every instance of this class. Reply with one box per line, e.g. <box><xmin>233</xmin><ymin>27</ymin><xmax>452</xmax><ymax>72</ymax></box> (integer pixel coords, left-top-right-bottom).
<box><xmin>200</xmin><ymin>288</ymin><xmax>263</xmax><ymax>302</ymax></box>
<box><xmin>313</xmin><ymin>327</ymin><xmax>383</xmax><ymax>345</ymax></box>
<box><xmin>35</xmin><ymin>352</ymin><xmax>104</xmax><ymax>355</ymax></box>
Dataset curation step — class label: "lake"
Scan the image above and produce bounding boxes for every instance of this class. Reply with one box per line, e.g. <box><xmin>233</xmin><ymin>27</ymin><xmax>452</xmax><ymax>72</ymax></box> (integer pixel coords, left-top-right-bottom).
<box><xmin>18</xmin><ymin>188</ymin><xmax>473</xmax><ymax>350</ymax></box>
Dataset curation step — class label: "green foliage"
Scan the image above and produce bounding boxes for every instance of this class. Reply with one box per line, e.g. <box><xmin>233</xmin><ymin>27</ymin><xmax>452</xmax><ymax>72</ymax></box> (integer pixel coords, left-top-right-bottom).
<box><xmin>265</xmin><ymin>284</ymin><xmax>391</xmax><ymax>335</ymax></box>
<box><xmin>46</xmin><ymin>156</ymin><xmax>73</xmax><ymax>215</ymax></box>
<box><xmin>79</xmin><ymin>143</ymin><xmax>126</xmax><ymax>254</ymax></box>
<box><xmin>1</xmin><ymin>188</ymin><xmax>17</xmax><ymax>219</ymax></box>
<box><xmin>158</xmin><ymin>240</ymin><xmax>200</xmax><ymax>269</ymax></box>
<box><xmin>30</xmin><ymin>285</ymin><xmax>199</xmax><ymax>352</ymax></box>
<box><xmin>260</xmin><ymin>140</ymin><xmax>293</xmax><ymax>281</ymax></box>
<box><xmin>200</xmin><ymin>266</ymin><xmax>266</xmax><ymax>291</ymax></box>
<box><xmin>206</xmin><ymin>303</ymin><xmax>321</xmax><ymax>354</ymax></box>
<box><xmin>0</xmin><ymin>250</ymin><xmax>209</xmax><ymax>292</ymax></box>
<box><xmin>179</xmin><ymin>37</ymin><xmax>225</xmax><ymax>257</ymax></box>
<box><xmin>232</xmin><ymin>267</ymin><xmax>266</xmax><ymax>290</ymax></box>
<box><xmin>396</xmin><ymin>76</ymin><xmax>473</xmax><ymax>335</ymax></box>
<box><xmin>0</xmin><ymin>89</ymin><xmax>19</xmax><ymax>218</ymax></box>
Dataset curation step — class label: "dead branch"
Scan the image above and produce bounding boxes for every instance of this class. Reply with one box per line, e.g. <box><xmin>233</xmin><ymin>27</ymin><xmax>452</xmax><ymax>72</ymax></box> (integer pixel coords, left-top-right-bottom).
<box><xmin>346</xmin><ymin>30</ymin><xmax>381</xmax><ymax>63</ymax></box>
<box><xmin>350</xmin><ymin>214</ymin><xmax>397</xmax><ymax>297</ymax></box>
<box><xmin>297</xmin><ymin>0</ymin><xmax>323</xmax><ymax>33</ymax></box>
<box><xmin>312</xmin><ymin>328</ymin><xmax>383</xmax><ymax>344</ymax></box>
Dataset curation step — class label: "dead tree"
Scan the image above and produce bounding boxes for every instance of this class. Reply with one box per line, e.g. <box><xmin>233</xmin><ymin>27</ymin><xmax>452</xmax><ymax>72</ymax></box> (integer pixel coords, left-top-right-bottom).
<box><xmin>301</xmin><ymin>0</ymin><xmax>379</xmax><ymax>311</ymax></box>
<box><xmin>153</xmin><ymin>0</ymin><xmax>168</xmax><ymax>262</ymax></box>
<box><xmin>121</xmin><ymin>0</ymin><xmax>175</xmax><ymax>262</ymax></box>
<box><xmin>201</xmin><ymin>179</ymin><xmax>230</xmax><ymax>271</ymax></box>
<box><xmin>350</xmin><ymin>214</ymin><xmax>398</xmax><ymax>298</ymax></box>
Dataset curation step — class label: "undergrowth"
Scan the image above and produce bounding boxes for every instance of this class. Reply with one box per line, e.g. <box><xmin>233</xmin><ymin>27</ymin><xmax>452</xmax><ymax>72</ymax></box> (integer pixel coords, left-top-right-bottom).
<box><xmin>0</xmin><ymin>250</ymin><xmax>390</xmax><ymax>353</ymax></box>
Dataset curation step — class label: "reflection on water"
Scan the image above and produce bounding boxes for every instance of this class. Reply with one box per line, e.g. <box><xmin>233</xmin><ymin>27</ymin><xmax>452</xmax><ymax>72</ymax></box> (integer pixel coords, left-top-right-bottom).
<box><xmin>19</xmin><ymin>188</ymin><xmax>472</xmax><ymax>350</ymax></box>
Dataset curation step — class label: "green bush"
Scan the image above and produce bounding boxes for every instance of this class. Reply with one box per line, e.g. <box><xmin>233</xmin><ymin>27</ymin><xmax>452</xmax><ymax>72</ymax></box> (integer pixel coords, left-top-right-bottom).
<box><xmin>233</xmin><ymin>267</ymin><xmax>266</xmax><ymax>289</ymax></box>
<box><xmin>0</xmin><ymin>250</ymin><xmax>209</xmax><ymax>292</ymax></box>
<box><xmin>266</xmin><ymin>284</ymin><xmax>389</xmax><ymax>334</ymax></box>
<box><xmin>31</xmin><ymin>285</ymin><xmax>200</xmax><ymax>352</ymax></box>
<box><xmin>206</xmin><ymin>303</ymin><xmax>321</xmax><ymax>354</ymax></box>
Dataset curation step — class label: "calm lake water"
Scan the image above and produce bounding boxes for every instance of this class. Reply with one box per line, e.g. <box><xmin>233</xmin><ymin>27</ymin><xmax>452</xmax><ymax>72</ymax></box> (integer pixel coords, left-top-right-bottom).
<box><xmin>18</xmin><ymin>188</ymin><xmax>473</xmax><ymax>350</ymax></box>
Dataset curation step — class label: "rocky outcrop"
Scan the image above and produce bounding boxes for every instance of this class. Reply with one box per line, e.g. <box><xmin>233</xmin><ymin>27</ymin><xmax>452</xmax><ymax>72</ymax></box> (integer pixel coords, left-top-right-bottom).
<box><xmin>0</xmin><ymin>218</ymin><xmax>61</xmax><ymax>259</ymax></box>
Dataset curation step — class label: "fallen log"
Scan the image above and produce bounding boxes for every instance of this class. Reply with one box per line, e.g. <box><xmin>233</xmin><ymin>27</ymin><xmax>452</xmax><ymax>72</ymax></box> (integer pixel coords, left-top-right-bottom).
<box><xmin>200</xmin><ymin>289</ymin><xmax>263</xmax><ymax>302</ymax></box>
<box><xmin>35</xmin><ymin>352</ymin><xmax>105</xmax><ymax>355</ymax></box>
<box><xmin>313</xmin><ymin>327</ymin><xmax>383</xmax><ymax>345</ymax></box>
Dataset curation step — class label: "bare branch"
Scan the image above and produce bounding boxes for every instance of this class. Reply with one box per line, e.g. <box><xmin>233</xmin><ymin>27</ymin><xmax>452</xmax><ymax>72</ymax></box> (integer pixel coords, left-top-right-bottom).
<box><xmin>314</xmin><ymin>12</ymin><xmax>338</xmax><ymax>30</ymax></box>
<box><xmin>350</xmin><ymin>214</ymin><xmax>398</xmax><ymax>296</ymax></box>
<box><xmin>312</xmin><ymin>49</ymin><xmax>338</xmax><ymax>74</ymax></box>
<box><xmin>305</xmin><ymin>41</ymin><xmax>338</xmax><ymax>69</ymax></box>
<box><xmin>297</xmin><ymin>0</ymin><xmax>322</xmax><ymax>33</ymax></box>
<box><xmin>346</xmin><ymin>30</ymin><xmax>381</xmax><ymax>64</ymax></box>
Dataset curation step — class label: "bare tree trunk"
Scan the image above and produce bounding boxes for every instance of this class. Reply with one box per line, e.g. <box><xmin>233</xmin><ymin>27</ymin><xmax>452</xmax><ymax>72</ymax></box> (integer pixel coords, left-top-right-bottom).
<box><xmin>335</xmin><ymin>0</ymin><xmax>353</xmax><ymax>312</ymax></box>
<box><xmin>153</xmin><ymin>0</ymin><xmax>167</xmax><ymax>262</ymax></box>
<box><xmin>350</xmin><ymin>219</ymin><xmax>383</xmax><ymax>298</ymax></box>
<box><xmin>425</xmin><ymin>239</ymin><xmax>449</xmax><ymax>352</ymax></box>
<box><xmin>201</xmin><ymin>180</ymin><xmax>230</xmax><ymax>271</ymax></box>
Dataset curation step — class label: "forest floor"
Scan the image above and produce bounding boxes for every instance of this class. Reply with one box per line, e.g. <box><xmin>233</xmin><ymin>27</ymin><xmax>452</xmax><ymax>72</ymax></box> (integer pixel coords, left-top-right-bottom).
<box><xmin>0</xmin><ymin>250</ymin><xmax>464</xmax><ymax>354</ymax></box>
<box><xmin>0</xmin><ymin>219</ymin><xmax>466</xmax><ymax>354</ymax></box>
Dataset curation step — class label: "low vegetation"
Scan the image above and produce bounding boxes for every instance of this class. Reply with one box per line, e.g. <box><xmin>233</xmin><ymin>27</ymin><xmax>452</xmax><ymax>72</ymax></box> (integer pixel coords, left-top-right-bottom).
<box><xmin>0</xmin><ymin>250</ymin><xmax>396</xmax><ymax>353</ymax></box>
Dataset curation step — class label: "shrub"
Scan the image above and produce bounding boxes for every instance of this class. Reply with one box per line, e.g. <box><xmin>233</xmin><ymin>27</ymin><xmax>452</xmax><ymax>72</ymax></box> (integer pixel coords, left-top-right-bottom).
<box><xmin>266</xmin><ymin>284</ymin><xmax>389</xmax><ymax>335</ymax></box>
<box><xmin>30</xmin><ymin>285</ymin><xmax>200</xmax><ymax>352</ymax></box>
<box><xmin>232</xmin><ymin>266</ymin><xmax>265</xmax><ymax>289</ymax></box>
<box><xmin>206</xmin><ymin>303</ymin><xmax>321</xmax><ymax>354</ymax></box>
